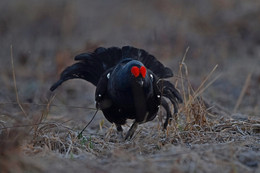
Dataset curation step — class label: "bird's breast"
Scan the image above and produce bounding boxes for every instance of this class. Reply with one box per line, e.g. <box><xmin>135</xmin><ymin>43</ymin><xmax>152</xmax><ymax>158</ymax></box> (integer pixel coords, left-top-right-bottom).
<box><xmin>107</xmin><ymin>86</ymin><xmax>135</xmax><ymax>108</ymax></box>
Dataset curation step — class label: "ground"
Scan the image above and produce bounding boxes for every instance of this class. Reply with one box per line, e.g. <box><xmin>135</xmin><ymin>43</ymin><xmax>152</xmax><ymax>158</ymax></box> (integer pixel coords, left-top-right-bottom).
<box><xmin>1</xmin><ymin>0</ymin><xmax>260</xmax><ymax>173</ymax></box>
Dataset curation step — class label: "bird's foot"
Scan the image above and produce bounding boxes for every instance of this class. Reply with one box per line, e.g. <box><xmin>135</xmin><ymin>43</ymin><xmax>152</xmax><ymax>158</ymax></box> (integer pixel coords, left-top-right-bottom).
<box><xmin>125</xmin><ymin>122</ymin><xmax>139</xmax><ymax>140</ymax></box>
<box><xmin>116</xmin><ymin>124</ymin><xmax>124</xmax><ymax>140</ymax></box>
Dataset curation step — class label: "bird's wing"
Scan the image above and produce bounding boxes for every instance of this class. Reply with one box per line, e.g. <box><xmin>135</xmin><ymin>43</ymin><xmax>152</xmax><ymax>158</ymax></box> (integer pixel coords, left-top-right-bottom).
<box><xmin>95</xmin><ymin>69</ymin><xmax>111</xmax><ymax>102</ymax></box>
<box><xmin>50</xmin><ymin>47</ymin><xmax>122</xmax><ymax>91</ymax></box>
<box><xmin>122</xmin><ymin>46</ymin><xmax>173</xmax><ymax>78</ymax></box>
<box><xmin>50</xmin><ymin>61</ymin><xmax>100</xmax><ymax>91</ymax></box>
<box><xmin>94</xmin><ymin>69</ymin><xmax>114</xmax><ymax>110</ymax></box>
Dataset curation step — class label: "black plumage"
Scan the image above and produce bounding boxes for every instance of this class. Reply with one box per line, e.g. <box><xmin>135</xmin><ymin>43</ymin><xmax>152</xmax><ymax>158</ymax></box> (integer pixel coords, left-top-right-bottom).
<box><xmin>50</xmin><ymin>46</ymin><xmax>182</xmax><ymax>139</ymax></box>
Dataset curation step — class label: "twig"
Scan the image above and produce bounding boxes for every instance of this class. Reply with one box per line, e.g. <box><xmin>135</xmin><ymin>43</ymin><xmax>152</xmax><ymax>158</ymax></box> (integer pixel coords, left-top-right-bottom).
<box><xmin>77</xmin><ymin>109</ymin><xmax>99</xmax><ymax>139</ymax></box>
<box><xmin>186</xmin><ymin>64</ymin><xmax>219</xmax><ymax>106</ymax></box>
<box><xmin>233</xmin><ymin>72</ymin><xmax>252</xmax><ymax>113</ymax></box>
<box><xmin>193</xmin><ymin>73</ymin><xmax>221</xmax><ymax>99</ymax></box>
<box><xmin>177</xmin><ymin>47</ymin><xmax>190</xmax><ymax>104</ymax></box>
<box><xmin>10</xmin><ymin>45</ymin><xmax>28</xmax><ymax>117</ymax></box>
<box><xmin>33</xmin><ymin>94</ymin><xmax>57</xmax><ymax>138</ymax></box>
<box><xmin>193</xmin><ymin>64</ymin><xmax>218</xmax><ymax>98</ymax></box>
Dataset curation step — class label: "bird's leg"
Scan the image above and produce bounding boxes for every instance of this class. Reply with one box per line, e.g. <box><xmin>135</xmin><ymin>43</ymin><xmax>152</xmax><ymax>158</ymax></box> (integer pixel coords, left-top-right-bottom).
<box><xmin>125</xmin><ymin>121</ymin><xmax>139</xmax><ymax>140</ymax></box>
<box><xmin>161</xmin><ymin>98</ymin><xmax>172</xmax><ymax>129</ymax></box>
<box><xmin>116</xmin><ymin>124</ymin><xmax>124</xmax><ymax>138</ymax></box>
<box><xmin>116</xmin><ymin>124</ymin><xmax>123</xmax><ymax>131</ymax></box>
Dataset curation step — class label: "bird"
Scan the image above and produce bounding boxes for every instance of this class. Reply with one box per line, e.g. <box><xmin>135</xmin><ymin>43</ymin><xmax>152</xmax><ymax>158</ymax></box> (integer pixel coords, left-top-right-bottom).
<box><xmin>50</xmin><ymin>46</ymin><xmax>183</xmax><ymax>139</ymax></box>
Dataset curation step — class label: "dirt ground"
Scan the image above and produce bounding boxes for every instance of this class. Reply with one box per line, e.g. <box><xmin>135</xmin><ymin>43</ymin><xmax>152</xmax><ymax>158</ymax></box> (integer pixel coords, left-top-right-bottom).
<box><xmin>1</xmin><ymin>0</ymin><xmax>260</xmax><ymax>173</ymax></box>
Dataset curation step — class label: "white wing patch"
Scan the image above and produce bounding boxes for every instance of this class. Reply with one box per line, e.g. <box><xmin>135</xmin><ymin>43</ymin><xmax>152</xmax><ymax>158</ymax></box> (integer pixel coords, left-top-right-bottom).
<box><xmin>107</xmin><ymin>73</ymin><xmax>110</xmax><ymax>79</ymax></box>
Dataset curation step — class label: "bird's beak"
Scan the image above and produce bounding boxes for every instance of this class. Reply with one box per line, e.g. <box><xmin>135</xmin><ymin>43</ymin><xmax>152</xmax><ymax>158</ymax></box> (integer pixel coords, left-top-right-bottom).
<box><xmin>136</xmin><ymin>78</ymin><xmax>144</xmax><ymax>87</ymax></box>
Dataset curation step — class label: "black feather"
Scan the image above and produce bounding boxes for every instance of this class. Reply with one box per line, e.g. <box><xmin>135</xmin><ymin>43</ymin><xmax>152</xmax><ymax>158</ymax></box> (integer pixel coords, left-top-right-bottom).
<box><xmin>50</xmin><ymin>79</ymin><xmax>63</xmax><ymax>91</ymax></box>
<box><xmin>50</xmin><ymin>46</ymin><xmax>173</xmax><ymax>91</ymax></box>
<box><xmin>158</xmin><ymin>80</ymin><xmax>183</xmax><ymax>103</ymax></box>
<box><xmin>50</xmin><ymin>62</ymin><xmax>100</xmax><ymax>91</ymax></box>
<box><xmin>122</xmin><ymin>46</ymin><xmax>173</xmax><ymax>78</ymax></box>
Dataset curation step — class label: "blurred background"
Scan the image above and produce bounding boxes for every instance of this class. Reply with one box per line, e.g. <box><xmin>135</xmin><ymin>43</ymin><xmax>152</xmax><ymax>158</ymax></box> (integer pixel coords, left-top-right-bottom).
<box><xmin>0</xmin><ymin>0</ymin><xmax>260</xmax><ymax>123</ymax></box>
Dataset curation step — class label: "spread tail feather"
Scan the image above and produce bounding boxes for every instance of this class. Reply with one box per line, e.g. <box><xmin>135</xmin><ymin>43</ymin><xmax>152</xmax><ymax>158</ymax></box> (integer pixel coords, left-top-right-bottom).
<box><xmin>50</xmin><ymin>46</ymin><xmax>175</xmax><ymax>92</ymax></box>
<box><xmin>75</xmin><ymin>46</ymin><xmax>173</xmax><ymax>79</ymax></box>
<box><xmin>122</xmin><ymin>46</ymin><xmax>173</xmax><ymax>78</ymax></box>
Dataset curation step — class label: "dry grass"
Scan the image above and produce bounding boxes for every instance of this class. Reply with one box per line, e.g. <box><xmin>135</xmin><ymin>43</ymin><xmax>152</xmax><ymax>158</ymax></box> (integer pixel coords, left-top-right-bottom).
<box><xmin>1</xmin><ymin>48</ymin><xmax>260</xmax><ymax>173</ymax></box>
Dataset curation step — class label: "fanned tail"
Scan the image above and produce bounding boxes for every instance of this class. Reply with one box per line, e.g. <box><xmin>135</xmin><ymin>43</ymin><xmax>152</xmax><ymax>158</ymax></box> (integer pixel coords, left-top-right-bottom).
<box><xmin>50</xmin><ymin>46</ymin><xmax>174</xmax><ymax>92</ymax></box>
<box><xmin>122</xmin><ymin>46</ymin><xmax>173</xmax><ymax>78</ymax></box>
<box><xmin>75</xmin><ymin>46</ymin><xmax>173</xmax><ymax>79</ymax></box>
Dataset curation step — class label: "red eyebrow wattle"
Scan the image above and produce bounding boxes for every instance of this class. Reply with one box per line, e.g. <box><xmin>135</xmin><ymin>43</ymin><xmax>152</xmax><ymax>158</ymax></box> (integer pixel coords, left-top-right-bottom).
<box><xmin>131</xmin><ymin>66</ymin><xmax>140</xmax><ymax>77</ymax></box>
<box><xmin>140</xmin><ymin>66</ymin><xmax>146</xmax><ymax>78</ymax></box>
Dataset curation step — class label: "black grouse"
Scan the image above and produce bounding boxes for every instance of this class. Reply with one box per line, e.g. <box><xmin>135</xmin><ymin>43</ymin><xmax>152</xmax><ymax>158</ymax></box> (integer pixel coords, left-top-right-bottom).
<box><xmin>50</xmin><ymin>46</ymin><xmax>183</xmax><ymax>139</ymax></box>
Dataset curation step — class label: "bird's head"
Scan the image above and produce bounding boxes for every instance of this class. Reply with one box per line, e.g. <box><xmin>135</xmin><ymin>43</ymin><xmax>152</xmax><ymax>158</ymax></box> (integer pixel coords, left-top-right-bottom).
<box><xmin>130</xmin><ymin>65</ymin><xmax>147</xmax><ymax>87</ymax></box>
<box><xmin>108</xmin><ymin>59</ymin><xmax>153</xmax><ymax>106</ymax></box>
<box><xmin>110</xmin><ymin>59</ymin><xmax>150</xmax><ymax>90</ymax></box>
